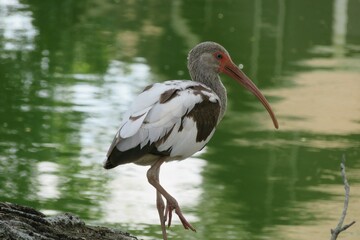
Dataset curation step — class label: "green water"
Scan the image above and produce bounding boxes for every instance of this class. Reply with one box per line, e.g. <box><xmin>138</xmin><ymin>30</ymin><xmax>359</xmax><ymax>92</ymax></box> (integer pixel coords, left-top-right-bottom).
<box><xmin>1</xmin><ymin>0</ymin><xmax>359</xmax><ymax>239</ymax></box>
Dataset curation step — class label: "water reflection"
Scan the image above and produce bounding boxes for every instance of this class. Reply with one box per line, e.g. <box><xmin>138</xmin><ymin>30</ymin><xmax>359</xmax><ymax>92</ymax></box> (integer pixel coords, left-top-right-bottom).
<box><xmin>0</xmin><ymin>0</ymin><xmax>360</xmax><ymax>240</ymax></box>
<box><xmin>36</xmin><ymin>161</ymin><xmax>60</xmax><ymax>200</ymax></box>
<box><xmin>0</xmin><ymin>0</ymin><xmax>37</xmax><ymax>51</ymax></box>
<box><xmin>102</xmin><ymin>156</ymin><xmax>206</xmax><ymax>225</ymax></box>
<box><xmin>274</xmin><ymin>183</ymin><xmax>360</xmax><ymax>240</ymax></box>
<box><xmin>262</xmin><ymin>64</ymin><xmax>360</xmax><ymax>135</ymax></box>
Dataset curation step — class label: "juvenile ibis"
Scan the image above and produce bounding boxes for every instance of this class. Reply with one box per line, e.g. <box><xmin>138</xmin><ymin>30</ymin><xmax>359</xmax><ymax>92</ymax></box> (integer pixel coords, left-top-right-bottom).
<box><xmin>104</xmin><ymin>42</ymin><xmax>279</xmax><ymax>240</ymax></box>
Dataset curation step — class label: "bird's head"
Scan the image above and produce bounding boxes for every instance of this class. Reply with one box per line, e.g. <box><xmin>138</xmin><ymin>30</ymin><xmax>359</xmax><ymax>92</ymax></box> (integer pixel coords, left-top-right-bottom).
<box><xmin>188</xmin><ymin>41</ymin><xmax>279</xmax><ymax>129</ymax></box>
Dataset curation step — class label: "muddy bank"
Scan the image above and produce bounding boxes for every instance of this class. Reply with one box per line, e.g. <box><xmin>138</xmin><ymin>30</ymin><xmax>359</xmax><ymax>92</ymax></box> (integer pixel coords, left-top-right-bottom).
<box><xmin>0</xmin><ymin>202</ymin><xmax>138</xmax><ymax>240</ymax></box>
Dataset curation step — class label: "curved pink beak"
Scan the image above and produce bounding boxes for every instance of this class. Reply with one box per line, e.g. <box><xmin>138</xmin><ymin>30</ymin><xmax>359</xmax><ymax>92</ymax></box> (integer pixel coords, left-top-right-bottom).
<box><xmin>222</xmin><ymin>60</ymin><xmax>279</xmax><ymax>129</ymax></box>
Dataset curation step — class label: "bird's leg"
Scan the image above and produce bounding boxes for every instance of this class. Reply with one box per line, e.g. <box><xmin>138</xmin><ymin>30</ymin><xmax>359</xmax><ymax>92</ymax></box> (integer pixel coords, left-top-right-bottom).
<box><xmin>147</xmin><ymin>159</ymin><xmax>168</xmax><ymax>240</ymax></box>
<box><xmin>156</xmin><ymin>191</ymin><xmax>167</xmax><ymax>240</ymax></box>
<box><xmin>154</xmin><ymin>162</ymin><xmax>167</xmax><ymax>240</ymax></box>
<box><xmin>147</xmin><ymin>159</ymin><xmax>196</xmax><ymax>232</ymax></box>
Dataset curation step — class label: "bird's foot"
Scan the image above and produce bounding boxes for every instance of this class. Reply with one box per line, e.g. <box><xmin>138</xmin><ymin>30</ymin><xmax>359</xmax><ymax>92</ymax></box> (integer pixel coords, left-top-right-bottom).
<box><xmin>164</xmin><ymin>197</ymin><xmax>196</xmax><ymax>232</ymax></box>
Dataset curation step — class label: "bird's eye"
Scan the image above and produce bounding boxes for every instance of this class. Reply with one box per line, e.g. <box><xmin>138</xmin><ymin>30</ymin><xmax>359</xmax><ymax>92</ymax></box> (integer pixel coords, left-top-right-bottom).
<box><xmin>216</xmin><ymin>53</ymin><xmax>223</xmax><ymax>59</ymax></box>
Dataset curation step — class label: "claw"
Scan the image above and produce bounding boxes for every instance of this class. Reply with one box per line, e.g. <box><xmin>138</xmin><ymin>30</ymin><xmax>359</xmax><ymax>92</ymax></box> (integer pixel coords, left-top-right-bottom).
<box><xmin>164</xmin><ymin>199</ymin><xmax>196</xmax><ymax>231</ymax></box>
<box><xmin>175</xmin><ymin>207</ymin><xmax>196</xmax><ymax>232</ymax></box>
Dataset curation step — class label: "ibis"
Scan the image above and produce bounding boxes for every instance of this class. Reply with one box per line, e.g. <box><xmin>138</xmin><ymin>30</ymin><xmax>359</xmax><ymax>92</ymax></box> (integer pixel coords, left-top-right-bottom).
<box><xmin>104</xmin><ymin>41</ymin><xmax>279</xmax><ymax>240</ymax></box>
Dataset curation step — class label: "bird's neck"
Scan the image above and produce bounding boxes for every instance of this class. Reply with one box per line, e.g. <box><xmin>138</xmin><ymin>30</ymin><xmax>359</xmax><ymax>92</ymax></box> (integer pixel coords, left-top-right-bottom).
<box><xmin>192</xmin><ymin>73</ymin><xmax>227</xmax><ymax>121</ymax></box>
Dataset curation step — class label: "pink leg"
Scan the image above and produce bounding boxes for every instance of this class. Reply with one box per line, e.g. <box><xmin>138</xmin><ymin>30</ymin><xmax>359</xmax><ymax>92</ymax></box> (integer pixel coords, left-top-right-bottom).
<box><xmin>154</xmin><ymin>164</ymin><xmax>167</xmax><ymax>239</ymax></box>
<box><xmin>147</xmin><ymin>159</ymin><xmax>196</xmax><ymax>237</ymax></box>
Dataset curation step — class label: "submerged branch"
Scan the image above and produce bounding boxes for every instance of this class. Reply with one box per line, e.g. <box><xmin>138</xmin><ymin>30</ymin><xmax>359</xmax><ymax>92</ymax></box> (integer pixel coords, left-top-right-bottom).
<box><xmin>330</xmin><ymin>155</ymin><xmax>356</xmax><ymax>240</ymax></box>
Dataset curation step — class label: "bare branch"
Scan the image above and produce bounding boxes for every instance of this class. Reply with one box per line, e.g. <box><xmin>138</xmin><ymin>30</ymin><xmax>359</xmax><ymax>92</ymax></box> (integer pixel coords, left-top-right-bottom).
<box><xmin>330</xmin><ymin>155</ymin><xmax>356</xmax><ymax>240</ymax></box>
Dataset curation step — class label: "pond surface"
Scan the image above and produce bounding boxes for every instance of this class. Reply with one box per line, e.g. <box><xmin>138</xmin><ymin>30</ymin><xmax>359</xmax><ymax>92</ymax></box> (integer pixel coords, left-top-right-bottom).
<box><xmin>1</xmin><ymin>0</ymin><xmax>359</xmax><ymax>239</ymax></box>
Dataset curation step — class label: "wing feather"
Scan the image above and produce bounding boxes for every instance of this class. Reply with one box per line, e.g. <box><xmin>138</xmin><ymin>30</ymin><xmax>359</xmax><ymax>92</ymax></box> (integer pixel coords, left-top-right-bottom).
<box><xmin>104</xmin><ymin>80</ymin><xmax>220</xmax><ymax>168</ymax></box>
<box><xmin>119</xmin><ymin>106</ymin><xmax>152</xmax><ymax>138</ymax></box>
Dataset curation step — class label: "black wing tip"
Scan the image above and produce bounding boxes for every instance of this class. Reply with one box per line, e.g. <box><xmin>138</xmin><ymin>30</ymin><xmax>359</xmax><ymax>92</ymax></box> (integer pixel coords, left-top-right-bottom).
<box><xmin>103</xmin><ymin>158</ymin><xmax>116</xmax><ymax>169</ymax></box>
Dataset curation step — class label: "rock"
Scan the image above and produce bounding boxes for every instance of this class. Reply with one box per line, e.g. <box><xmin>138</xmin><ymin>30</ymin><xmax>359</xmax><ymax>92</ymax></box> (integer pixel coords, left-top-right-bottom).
<box><xmin>0</xmin><ymin>202</ymin><xmax>138</xmax><ymax>240</ymax></box>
